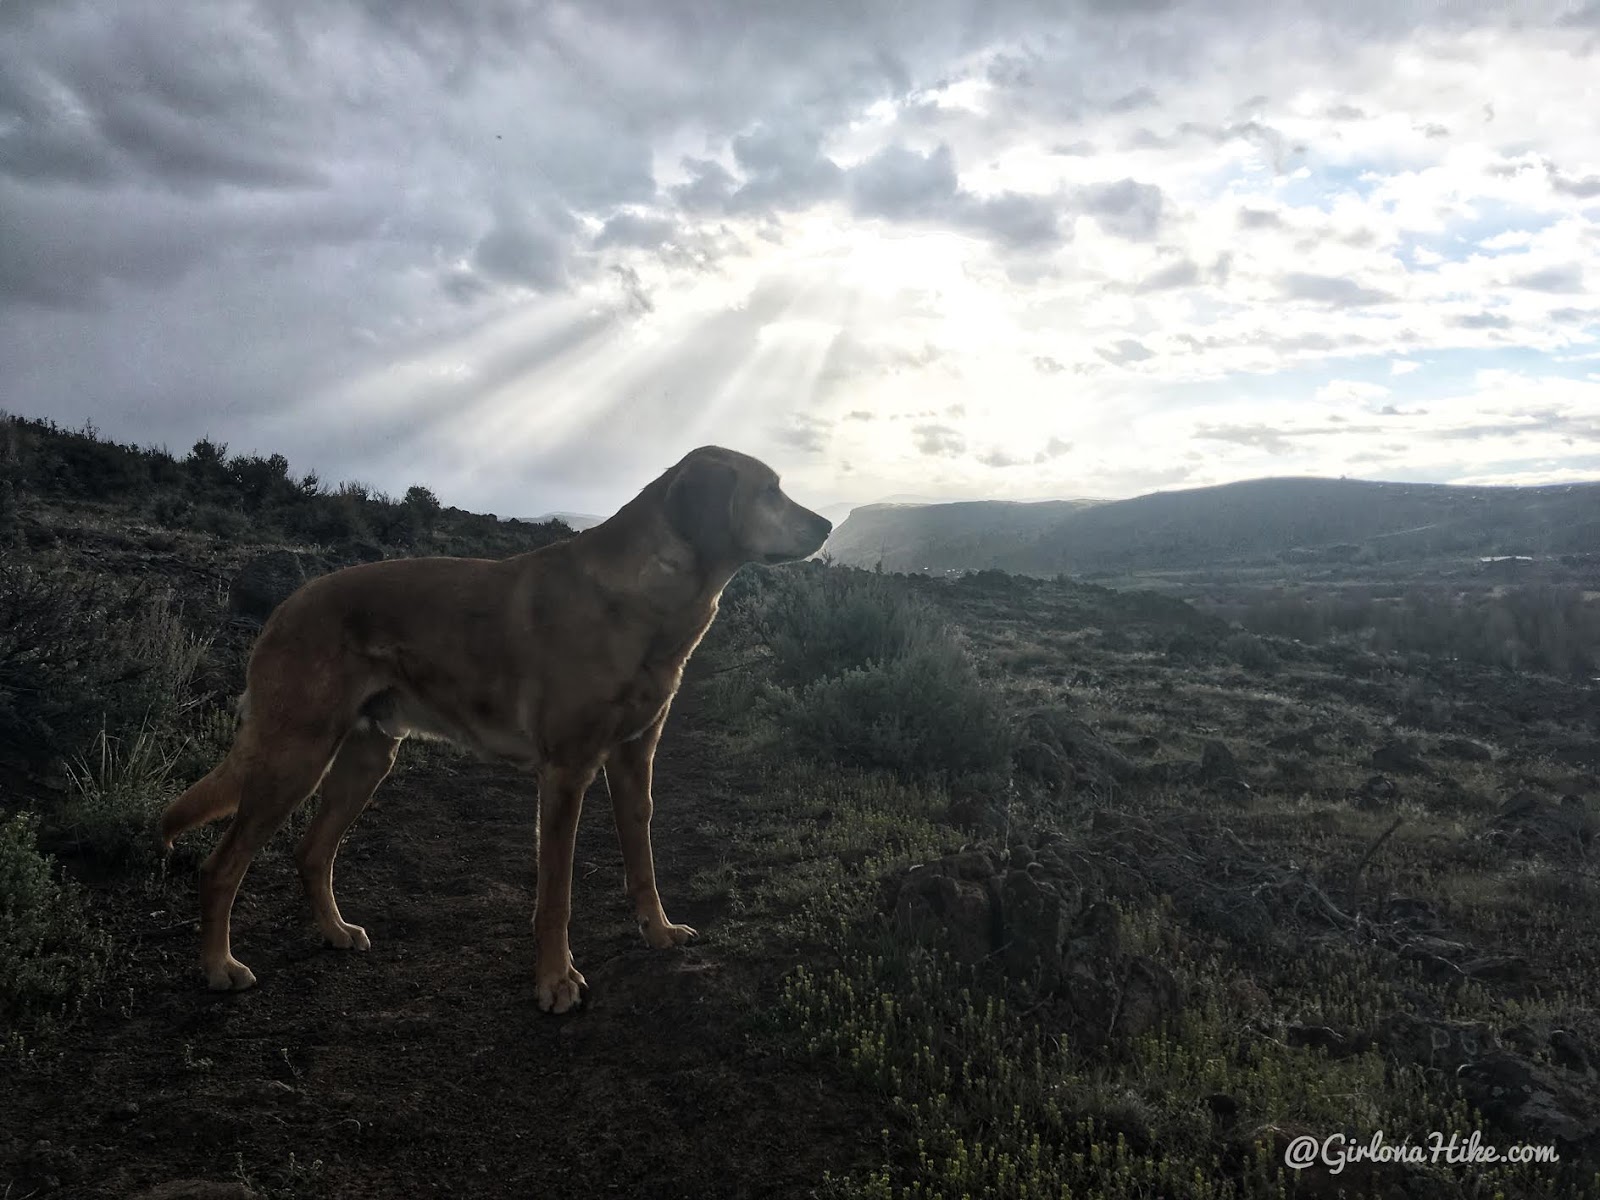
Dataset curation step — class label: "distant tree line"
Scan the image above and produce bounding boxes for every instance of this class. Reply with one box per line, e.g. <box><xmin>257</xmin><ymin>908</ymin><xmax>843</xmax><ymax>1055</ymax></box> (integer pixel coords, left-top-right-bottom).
<box><xmin>0</xmin><ymin>413</ymin><xmax>570</xmax><ymax>559</ymax></box>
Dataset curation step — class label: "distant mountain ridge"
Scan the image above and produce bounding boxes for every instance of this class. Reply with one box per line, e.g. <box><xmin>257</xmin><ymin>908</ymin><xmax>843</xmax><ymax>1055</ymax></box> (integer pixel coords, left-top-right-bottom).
<box><xmin>823</xmin><ymin>477</ymin><xmax>1600</xmax><ymax>575</ymax></box>
<box><xmin>823</xmin><ymin>498</ymin><xmax>1099</xmax><ymax>572</ymax></box>
<box><xmin>516</xmin><ymin>511</ymin><xmax>603</xmax><ymax>530</ymax></box>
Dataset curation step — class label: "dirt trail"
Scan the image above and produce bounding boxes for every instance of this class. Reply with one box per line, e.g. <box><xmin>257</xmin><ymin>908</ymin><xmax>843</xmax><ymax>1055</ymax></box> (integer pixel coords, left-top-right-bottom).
<box><xmin>7</xmin><ymin>698</ymin><xmax>875</xmax><ymax>1198</ymax></box>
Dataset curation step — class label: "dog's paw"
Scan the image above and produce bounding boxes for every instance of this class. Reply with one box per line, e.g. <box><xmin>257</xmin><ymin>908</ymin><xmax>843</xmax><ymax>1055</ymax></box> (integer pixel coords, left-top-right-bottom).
<box><xmin>536</xmin><ymin>964</ymin><xmax>588</xmax><ymax>1015</ymax></box>
<box><xmin>324</xmin><ymin>922</ymin><xmax>371</xmax><ymax>952</ymax></box>
<box><xmin>204</xmin><ymin>956</ymin><xmax>257</xmax><ymax>992</ymax></box>
<box><xmin>641</xmin><ymin>920</ymin><xmax>698</xmax><ymax>950</ymax></box>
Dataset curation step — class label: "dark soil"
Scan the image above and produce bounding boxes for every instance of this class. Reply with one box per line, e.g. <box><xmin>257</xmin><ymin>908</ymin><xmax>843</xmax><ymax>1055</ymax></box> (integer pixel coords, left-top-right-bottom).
<box><xmin>4</xmin><ymin>694</ymin><xmax>878</xmax><ymax>1199</ymax></box>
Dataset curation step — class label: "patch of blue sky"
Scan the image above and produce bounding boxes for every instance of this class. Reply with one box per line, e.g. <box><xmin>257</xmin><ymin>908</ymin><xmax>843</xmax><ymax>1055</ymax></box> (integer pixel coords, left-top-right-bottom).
<box><xmin>1397</xmin><ymin>199</ymin><xmax>1557</xmax><ymax>268</ymax></box>
<box><xmin>1270</xmin><ymin>163</ymin><xmax>1381</xmax><ymax>212</ymax></box>
<box><xmin>1153</xmin><ymin>345</ymin><xmax>1596</xmax><ymax>412</ymax></box>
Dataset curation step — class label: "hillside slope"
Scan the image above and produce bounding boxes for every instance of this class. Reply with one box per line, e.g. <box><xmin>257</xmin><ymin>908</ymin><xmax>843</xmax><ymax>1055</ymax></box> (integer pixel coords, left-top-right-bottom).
<box><xmin>825</xmin><ymin>477</ymin><xmax>1600</xmax><ymax>575</ymax></box>
<box><xmin>823</xmin><ymin>498</ymin><xmax>1096</xmax><ymax>572</ymax></box>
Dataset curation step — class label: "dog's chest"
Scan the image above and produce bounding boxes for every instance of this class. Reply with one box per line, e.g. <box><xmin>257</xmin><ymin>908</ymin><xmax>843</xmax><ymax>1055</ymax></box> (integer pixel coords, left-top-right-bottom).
<box><xmin>614</xmin><ymin>664</ymin><xmax>678</xmax><ymax>742</ymax></box>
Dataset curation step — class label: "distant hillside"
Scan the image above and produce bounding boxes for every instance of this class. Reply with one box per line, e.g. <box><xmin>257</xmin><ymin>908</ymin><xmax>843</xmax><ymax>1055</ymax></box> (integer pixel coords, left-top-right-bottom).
<box><xmin>823</xmin><ymin>499</ymin><xmax>1098</xmax><ymax>572</ymax></box>
<box><xmin>521</xmin><ymin>511</ymin><xmax>602</xmax><ymax>530</ymax></box>
<box><xmin>824</xmin><ymin>477</ymin><xmax>1600</xmax><ymax>575</ymax></box>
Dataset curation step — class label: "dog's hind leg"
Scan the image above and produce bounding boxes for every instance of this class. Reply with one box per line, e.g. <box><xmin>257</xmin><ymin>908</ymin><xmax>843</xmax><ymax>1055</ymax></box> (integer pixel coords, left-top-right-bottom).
<box><xmin>296</xmin><ymin>724</ymin><xmax>400</xmax><ymax>952</ymax></box>
<box><xmin>197</xmin><ymin>725</ymin><xmax>341</xmax><ymax>991</ymax></box>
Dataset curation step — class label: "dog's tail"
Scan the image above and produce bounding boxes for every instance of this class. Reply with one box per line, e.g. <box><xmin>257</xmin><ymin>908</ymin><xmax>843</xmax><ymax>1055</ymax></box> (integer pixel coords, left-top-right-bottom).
<box><xmin>158</xmin><ymin>692</ymin><xmax>249</xmax><ymax>851</ymax></box>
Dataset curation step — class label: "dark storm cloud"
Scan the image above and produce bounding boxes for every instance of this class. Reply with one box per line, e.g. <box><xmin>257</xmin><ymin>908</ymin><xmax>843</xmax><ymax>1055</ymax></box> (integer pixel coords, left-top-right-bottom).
<box><xmin>0</xmin><ymin>177</ymin><xmax>386</xmax><ymax>309</ymax></box>
<box><xmin>472</xmin><ymin>199</ymin><xmax>577</xmax><ymax>292</ymax></box>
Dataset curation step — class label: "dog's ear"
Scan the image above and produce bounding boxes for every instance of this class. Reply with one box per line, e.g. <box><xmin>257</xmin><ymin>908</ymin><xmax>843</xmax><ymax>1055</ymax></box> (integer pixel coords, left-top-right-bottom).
<box><xmin>664</xmin><ymin>457</ymin><xmax>739</xmax><ymax>561</ymax></box>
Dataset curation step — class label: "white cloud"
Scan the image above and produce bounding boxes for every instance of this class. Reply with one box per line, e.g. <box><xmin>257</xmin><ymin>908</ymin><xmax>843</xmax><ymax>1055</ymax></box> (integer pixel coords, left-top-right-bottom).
<box><xmin>1</xmin><ymin>0</ymin><xmax>1598</xmax><ymax>513</ymax></box>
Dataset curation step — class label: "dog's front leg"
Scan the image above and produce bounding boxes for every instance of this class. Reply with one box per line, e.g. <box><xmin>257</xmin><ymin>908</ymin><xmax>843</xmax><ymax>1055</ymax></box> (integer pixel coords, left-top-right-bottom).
<box><xmin>533</xmin><ymin>761</ymin><xmax>597</xmax><ymax>1014</ymax></box>
<box><xmin>605</xmin><ymin>716</ymin><xmax>698</xmax><ymax>950</ymax></box>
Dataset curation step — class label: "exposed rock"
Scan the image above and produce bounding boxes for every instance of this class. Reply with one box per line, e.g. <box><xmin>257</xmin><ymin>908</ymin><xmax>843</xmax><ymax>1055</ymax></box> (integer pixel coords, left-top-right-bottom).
<box><xmin>1377</xmin><ymin>1013</ymin><xmax>1498</xmax><ymax>1072</ymax></box>
<box><xmin>1016</xmin><ymin>708</ymin><xmax>1135</xmax><ymax>795</ymax></box>
<box><xmin>892</xmin><ymin>867</ymin><xmax>999</xmax><ymax>964</ymax></box>
<box><xmin>944</xmin><ymin>847</ymin><xmax>1001</xmax><ymax>881</ymax></box>
<box><xmin>227</xmin><ymin>551</ymin><xmax>306</xmax><ymax>623</ymax></box>
<box><xmin>946</xmin><ymin>790</ymin><xmax>1006</xmax><ymax>833</ymax></box>
<box><xmin>1011</xmin><ymin>739</ymin><xmax>1075</xmax><ymax>800</ymax></box>
<box><xmin>998</xmin><ymin>868</ymin><xmax>1075</xmax><ymax>991</ymax></box>
<box><xmin>1550</xmin><ymin>1030</ymin><xmax>1593</xmax><ymax>1077</ymax></box>
<box><xmin>1456</xmin><ymin>1053</ymin><xmax>1600</xmax><ymax>1151</ymax></box>
<box><xmin>1115</xmin><ymin>956</ymin><xmax>1182</xmax><ymax>1038</ymax></box>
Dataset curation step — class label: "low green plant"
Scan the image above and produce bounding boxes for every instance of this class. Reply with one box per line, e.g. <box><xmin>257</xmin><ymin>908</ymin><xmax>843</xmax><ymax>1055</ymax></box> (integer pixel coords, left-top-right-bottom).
<box><xmin>0</xmin><ymin>812</ymin><xmax>110</xmax><ymax>1029</ymax></box>
<box><xmin>747</xmin><ymin>565</ymin><xmax>950</xmax><ymax>689</ymax></box>
<box><xmin>777</xmin><ymin>638</ymin><xmax>1016</xmax><ymax>785</ymax></box>
<box><xmin>61</xmin><ymin>717</ymin><xmax>189</xmax><ymax>868</ymax></box>
<box><xmin>0</xmin><ymin>565</ymin><xmax>209</xmax><ymax>769</ymax></box>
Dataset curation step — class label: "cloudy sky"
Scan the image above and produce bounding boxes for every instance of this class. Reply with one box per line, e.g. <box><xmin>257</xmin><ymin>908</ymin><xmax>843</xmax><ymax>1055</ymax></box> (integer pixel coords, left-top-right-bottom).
<box><xmin>3</xmin><ymin>0</ymin><xmax>1599</xmax><ymax>518</ymax></box>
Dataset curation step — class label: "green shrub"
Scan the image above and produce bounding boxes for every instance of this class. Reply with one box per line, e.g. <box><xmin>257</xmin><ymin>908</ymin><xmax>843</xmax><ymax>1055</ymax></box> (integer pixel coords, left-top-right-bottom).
<box><xmin>189</xmin><ymin>503</ymin><xmax>250</xmax><ymax>539</ymax></box>
<box><xmin>748</xmin><ymin>565</ymin><xmax>949</xmax><ymax>689</ymax></box>
<box><xmin>778</xmin><ymin>638</ymin><xmax>1015</xmax><ymax>785</ymax></box>
<box><xmin>149</xmin><ymin>492</ymin><xmax>194</xmax><ymax>528</ymax></box>
<box><xmin>0</xmin><ymin>477</ymin><xmax>21</xmax><ymax>550</ymax></box>
<box><xmin>228</xmin><ymin>452</ymin><xmax>293</xmax><ymax>508</ymax></box>
<box><xmin>61</xmin><ymin>717</ymin><xmax>191</xmax><ymax>868</ymax></box>
<box><xmin>0</xmin><ymin>811</ymin><xmax>109</xmax><ymax>1028</ymax></box>
<box><xmin>0</xmin><ymin>565</ymin><xmax>209</xmax><ymax>769</ymax></box>
<box><xmin>1222</xmin><ymin>630</ymin><xmax>1279</xmax><ymax>673</ymax></box>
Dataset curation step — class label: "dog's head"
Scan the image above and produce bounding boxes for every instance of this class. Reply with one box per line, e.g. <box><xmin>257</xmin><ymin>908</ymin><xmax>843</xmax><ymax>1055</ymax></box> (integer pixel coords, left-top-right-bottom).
<box><xmin>664</xmin><ymin>446</ymin><xmax>832</xmax><ymax>568</ymax></box>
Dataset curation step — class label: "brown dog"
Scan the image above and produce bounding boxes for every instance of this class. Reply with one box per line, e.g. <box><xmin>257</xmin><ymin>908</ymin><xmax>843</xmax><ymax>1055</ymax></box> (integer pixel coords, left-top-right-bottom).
<box><xmin>159</xmin><ymin>446</ymin><xmax>832</xmax><ymax>1013</ymax></box>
